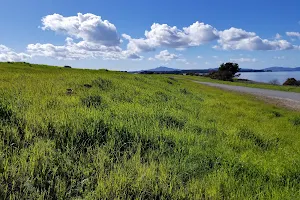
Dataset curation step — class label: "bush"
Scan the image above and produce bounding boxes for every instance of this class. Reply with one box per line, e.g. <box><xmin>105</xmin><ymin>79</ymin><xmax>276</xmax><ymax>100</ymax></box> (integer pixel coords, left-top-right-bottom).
<box><xmin>269</xmin><ymin>79</ymin><xmax>280</xmax><ymax>85</ymax></box>
<box><xmin>92</xmin><ymin>78</ymin><xmax>113</xmax><ymax>90</ymax></box>
<box><xmin>283</xmin><ymin>78</ymin><xmax>300</xmax><ymax>86</ymax></box>
<box><xmin>208</xmin><ymin>62</ymin><xmax>240</xmax><ymax>81</ymax></box>
<box><xmin>209</xmin><ymin>71</ymin><xmax>235</xmax><ymax>81</ymax></box>
<box><xmin>186</xmin><ymin>72</ymin><xmax>199</xmax><ymax>76</ymax></box>
<box><xmin>81</xmin><ymin>95</ymin><xmax>102</xmax><ymax>108</ymax></box>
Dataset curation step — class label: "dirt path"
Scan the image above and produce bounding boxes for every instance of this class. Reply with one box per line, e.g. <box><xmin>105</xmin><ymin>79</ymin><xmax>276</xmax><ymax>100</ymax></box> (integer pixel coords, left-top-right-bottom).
<box><xmin>193</xmin><ymin>81</ymin><xmax>300</xmax><ymax>111</ymax></box>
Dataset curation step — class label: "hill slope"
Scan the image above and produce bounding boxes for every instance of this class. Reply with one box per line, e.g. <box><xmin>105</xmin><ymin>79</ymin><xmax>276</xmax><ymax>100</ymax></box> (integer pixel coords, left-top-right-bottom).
<box><xmin>0</xmin><ymin>62</ymin><xmax>300</xmax><ymax>199</ymax></box>
<box><xmin>264</xmin><ymin>66</ymin><xmax>300</xmax><ymax>72</ymax></box>
<box><xmin>146</xmin><ymin>66</ymin><xmax>180</xmax><ymax>71</ymax></box>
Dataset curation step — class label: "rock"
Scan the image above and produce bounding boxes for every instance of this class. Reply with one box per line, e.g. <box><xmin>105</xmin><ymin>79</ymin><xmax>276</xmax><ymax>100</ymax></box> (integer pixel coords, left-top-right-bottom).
<box><xmin>66</xmin><ymin>88</ymin><xmax>73</xmax><ymax>95</ymax></box>
<box><xmin>84</xmin><ymin>84</ymin><xmax>92</xmax><ymax>88</ymax></box>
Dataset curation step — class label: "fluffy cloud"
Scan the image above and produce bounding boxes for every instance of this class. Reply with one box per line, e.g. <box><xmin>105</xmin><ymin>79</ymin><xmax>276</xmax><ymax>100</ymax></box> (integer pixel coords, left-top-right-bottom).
<box><xmin>123</xmin><ymin>51</ymin><xmax>143</xmax><ymax>60</ymax></box>
<box><xmin>4</xmin><ymin>13</ymin><xmax>300</xmax><ymax>63</ymax></box>
<box><xmin>0</xmin><ymin>45</ymin><xmax>31</xmax><ymax>62</ymax></box>
<box><xmin>219</xmin><ymin>28</ymin><xmax>256</xmax><ymax>42</ymax></box>
<box><xmin>216</xmin><ymin>28</ymin><xmax>295</xmax><ymax>50</ymax></box>
<box><xmin>42</xmin><ymin>13</ymin><xmax>120</xmax><ymax>46</ymax></box>
<box><xmin>0</xmin><ymin>45</ymin><xmax>11</xmax><ymax>52</ymax></box>
<box><xmin>286</xmin><ymin>32</ymin><xmax>300</xmax><ymax>38</ymax></box>
<box><xmin>154</xmin><ymin>50</ymin><xmax>189</xmax><ymax>64</ymax></box>
<box><xmin>230</xmin><ymin>58</ymin><xmax>257</xmax><ymax>62</ymax></box>
<box><xmin>29</xmin><ymin>13</ymin><xmax>144</xmax><ymax>60</ymax></box>
<box><xmin>27</xmin><ymin>38</ymin><xmax>124</xmax><ymax>60</ymax></box>
<box><xmin>155</xmin><ymin>50</ymin><xmax>179</xmax><ymax>61</ymax></box>
<box><xmin>275</xmin><ymin>33</ymin><xmax>282</xmax><ymax>39</ymax></box>
<box><xmin>176</xmin><ymin>58</ymin><xmax>190</xmax><ymax>64</ymax></box>
<box><xmin>123</xmin><ymin>21</ymin><xmax>218</xmax><ymax>53</ymax></box>
<box><xmin>0</xmin><ymin>52</ymin><xmax>31</xmax><ymax>62</ymax></box>
<box><xmin>124</xmin><ymin>23</ymin><xmax>297</xmax><ymax>53</ymax></box>
<box><xmin>122</xmin><ymin>34</ymin><xmax>155</xmax><ymax>53</ymax></box>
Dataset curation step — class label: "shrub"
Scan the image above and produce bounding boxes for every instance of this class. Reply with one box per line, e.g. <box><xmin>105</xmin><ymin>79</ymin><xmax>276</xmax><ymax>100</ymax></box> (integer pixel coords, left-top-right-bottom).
<box><xmin>180</xmin><ymin>88</ymin><xmax>189</xmax><ymax>95</ymax></box>
<box><xmin>66</xmin><ymin>88</ymin><xmax>73</xmax><ymax>95</ymax></box>
<box><xmin>269</xmin><ymin>79</ymin><xmax>280</xmax><ymax>85</ymax></box>
<box><xmin>283</xmin><ymin>78</ymin><xmax>300</xmax><ymax>86</ymax></box>
<box><xmin>209</xmin><ymin>71</ymin><xmax>235</xmax><ymax>81</ymax></box>
<box><xmin>83</xmin><ymin>84</ymin><xmax>92</xmax><ymax>88</ymax></box>
<box><xmin>81</xmin><ymin>95</ymin><xmax>102</xmax><ymax>108</ymax></box>
<box><xmin>92</xmin><ymin>78</ymin><xmax>113</xmax><ymax>90</ymax></box>
<box><xmin>159</xmin><ymin>115</ymin><xmax>185</xmax><ymax>129</ymax></box>
<box><xmin>0</xmin><ymin>103</ymin><xmax>13</xmax><ymax>122</ymax></box>
<box><xmin>219</xmin><ymin>62</ymin><xmax>240</xmax><ymax>74</ymax></box>
<box><xmin>290</xmin><ymin>117</ymin><xmax>300</xmax><ymax>126</ymax></box>
<box><xmin>155</xmin><ymin>91</ymin><xmax>170</xmax><ymax>102</ymax></box>
<box><xmin>208</xmin><ymin>62</ymin><xmax>240</xmax><ymax>81</ymax></box>
<box><xmin>186</xmin><ymin>72</ymin><xmax>196</xmax><ymax>76</ymax></box>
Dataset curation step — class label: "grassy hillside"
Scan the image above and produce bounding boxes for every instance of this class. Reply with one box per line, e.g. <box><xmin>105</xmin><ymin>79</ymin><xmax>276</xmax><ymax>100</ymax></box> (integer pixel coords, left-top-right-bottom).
<box><xmin>1</xmin><ymin>62</ymin><xmax>300</xmax><ymax>199</ymax></box>
<box><xmin>178</xmin><ymin>75</ymin><xmax>300</xmax><ymax>93</ymax></box>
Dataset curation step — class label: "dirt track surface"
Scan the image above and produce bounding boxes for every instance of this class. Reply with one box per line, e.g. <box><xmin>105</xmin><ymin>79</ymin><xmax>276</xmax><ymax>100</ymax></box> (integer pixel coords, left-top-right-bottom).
<box><xmin>194</xmin><ymin>81</ymin><xmax>300</xmax><ymax>111</ymax></box>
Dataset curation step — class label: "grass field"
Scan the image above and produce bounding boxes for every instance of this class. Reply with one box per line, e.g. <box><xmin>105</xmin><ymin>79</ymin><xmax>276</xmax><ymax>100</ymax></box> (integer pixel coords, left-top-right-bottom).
<box><xmin>1</xmin><ymin>62</ymin><xmax>300</xmax><ymax>199</ymax></box>
<box><xmin>177</xmin><ymin>75</ymin><xmax>300</xmax><ymax>93</ymax></box>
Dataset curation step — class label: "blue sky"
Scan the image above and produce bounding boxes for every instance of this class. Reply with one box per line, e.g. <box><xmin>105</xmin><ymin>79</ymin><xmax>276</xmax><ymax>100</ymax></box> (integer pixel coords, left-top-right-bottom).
<box><xmin>0</xmin><ymin>0</ymin><xmax>300</xmax><ymax>70</ymax></box>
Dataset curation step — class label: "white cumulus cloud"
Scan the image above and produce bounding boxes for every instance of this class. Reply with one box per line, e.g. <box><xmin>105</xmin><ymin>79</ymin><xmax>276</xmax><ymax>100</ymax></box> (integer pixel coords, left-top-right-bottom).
<box><xmin>0</xmin><ymin>45</ymin><xmax>11</xmax><ymax>52</ymax></box>
<box><xmin>155</xmin><ymin>50</ymin><xmax>179</xmax><ymax>61</ymax></box>
<box><xmin>0</xmin><ymin>45</ymin><xmax>31</xmax><ymax>62</ymax></box>
<box><xmin>121</xmin><ymin>34</ymin><xmax>156</xmax><ymax>53</ymax></box>
<box><xmin>123</xmin><ymin>21</ymin><xmax>218</xmax><ymax>53</ymax></box>
<box><xmin>29</xmin><ymin>13</ymin><xmax>144</xmax><ymax>60</ymax></box>
<box><xmin>41</xmin><ymin>13</ymin><xmax>120</xmax><ymax>46</ymax></box>
<box><xmin>216</xmin><ymin>27</ymin><xmax>295</xmax><ymax>50</ymax></box>
<box><xmin>275</xmin><ymin>33</ymin><xmax>282</xmax><ymax>39</ymax></box>
<box><xmin>286</xmin><ymin>32</ymin><xmax>300</xmax><ymax>38</ymax></box>
<box><xmin>230</xmin><ymin>58</ymin><xmax>257</xmax><ymax>62</ymax></box>
<box><xmin>4</xmin><ymin>14</ymin><xmax>300</xmax><ymax>63</ymax></box>
<box><xmin>27</xmin><ymin>37</ymin><xmax>124</xmax><ymax>60</ymax></box>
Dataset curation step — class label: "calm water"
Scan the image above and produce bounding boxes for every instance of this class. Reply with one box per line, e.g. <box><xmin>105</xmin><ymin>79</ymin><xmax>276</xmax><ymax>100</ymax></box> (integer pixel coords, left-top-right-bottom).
<box><xmin>239</xmin><ymin>72</ymin><xmax>300</xmax><ymax>84</ymax></box>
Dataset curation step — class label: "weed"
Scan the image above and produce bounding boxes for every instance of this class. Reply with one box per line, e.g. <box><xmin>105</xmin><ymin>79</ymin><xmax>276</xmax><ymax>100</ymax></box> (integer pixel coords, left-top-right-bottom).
<box><xmin>159</xmin><ymin>115</ymin><xmax>185</xmax><ymax>130</ymax></box>
<box><xmin>290</xmin><ymin>116</ymin><xmax>300</xmax><ymax>126</ymax></box>
<box><xmin>92</xmin><ymin>78</ymin><xmax>113</xmax><ymax>90</ymax></box>
<box><xmin>271</xmin><ymin>110</ymin><xmax>282</xmax><ymax>117</ymax></box>
<box><xmin>81</xmin><ymin>95</ymin><xmax>103</xmax><ymax>108</ymax></box>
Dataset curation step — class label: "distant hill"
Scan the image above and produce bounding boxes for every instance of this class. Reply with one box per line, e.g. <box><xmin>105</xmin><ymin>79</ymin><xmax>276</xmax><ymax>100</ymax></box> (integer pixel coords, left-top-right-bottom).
<box><xmin>133</xmin><ymin>66</ymin><xmax>264</xmax><ymax>74</ymax></box>
<box><xmin>145</xmin><ymin>66</ymin><xmax>181</xmax><ymax>72</ymax></box>
<box><xmin>264</xmin><ymin>67</ymin><xmax>300</xmax><ymax>72</ymax></box>
<box><xmin>133</xmin><ymin>66</ymin><xmax>300</xmax><ymax>74</ymax></box>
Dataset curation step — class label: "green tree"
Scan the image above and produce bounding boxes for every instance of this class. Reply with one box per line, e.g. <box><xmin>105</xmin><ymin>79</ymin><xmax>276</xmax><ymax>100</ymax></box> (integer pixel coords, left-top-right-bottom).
<box><xmin>219</xmin><ymin>62</ymin><xmax>240</xmax><ymax>75</ymax></box>
<box><xmin>209</xmin><ymin>62</ymin><xmax>240</xmax><ymax>81</ymax></box>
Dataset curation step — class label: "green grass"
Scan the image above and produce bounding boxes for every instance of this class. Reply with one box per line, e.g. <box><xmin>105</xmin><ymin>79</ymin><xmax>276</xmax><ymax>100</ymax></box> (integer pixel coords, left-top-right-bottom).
<box><xmin>1</xmin><ymin>62</ymin><xmax>300</xmax><ymax>199</ymax></box>
<box><xmin>177</xmin><ymin>75</ymin><xmax>300</xmax><ymax>93</ymax></box>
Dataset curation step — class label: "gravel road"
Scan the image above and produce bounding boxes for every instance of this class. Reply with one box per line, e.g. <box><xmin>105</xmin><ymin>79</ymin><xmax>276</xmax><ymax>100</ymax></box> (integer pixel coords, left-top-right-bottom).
<box><xmin>193</xmin><ymin>81</ymin><xmax>300</xmax><ymax>110</ymax></box>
